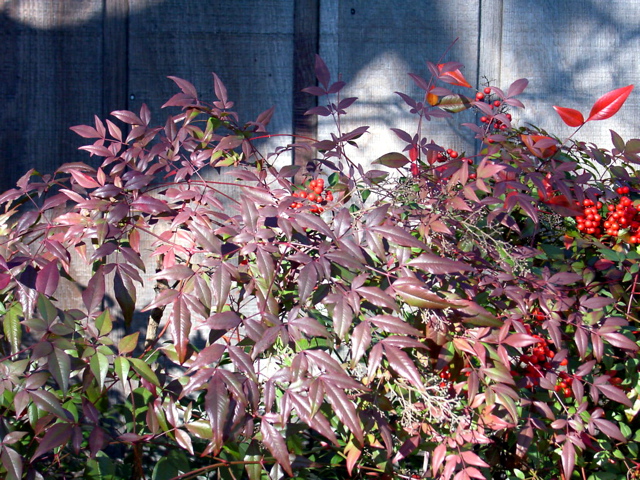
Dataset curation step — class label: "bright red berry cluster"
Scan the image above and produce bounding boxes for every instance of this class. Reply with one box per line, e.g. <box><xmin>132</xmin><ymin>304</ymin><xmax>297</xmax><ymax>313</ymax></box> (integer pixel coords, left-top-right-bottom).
<box><xmin>575</xmin><ymin>198</ymin><xmax>604</xmax><ymax>237</ymax></box>
<box><xmin>291</xmin><ymin>178</ymin><xmax>333</xmax><ymax>214</ymax></box>
<box><xmin>574</xmin><ymin>187</ymin><xmax>640</xmax><ymax>242</ymax></box>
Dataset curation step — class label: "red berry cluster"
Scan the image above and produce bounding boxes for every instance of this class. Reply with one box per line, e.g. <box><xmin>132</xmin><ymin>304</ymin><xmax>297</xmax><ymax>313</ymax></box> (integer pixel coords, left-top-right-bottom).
<box><xmin>575</xmin><ymin>198</ymin><xmax>604</xmax><ymax>237</ymax></box>
<box><xmin>290</xmin><ymin>178</ymin><xmax>333</xmax><ymax>214</ymax></box>
<box><xmin>438</xmin><ymin>366</ymin><xmax>452</xmax><ymax>387</ymax></box>
<box><xmin>554</xmin><ymin>372</ymin><xmax>574</xmax><ymax>398</ymax></box>
<box><xmin>575</xmin><ymin>187</ymin><xmax>640</xmax><ymax>242</ymax></box>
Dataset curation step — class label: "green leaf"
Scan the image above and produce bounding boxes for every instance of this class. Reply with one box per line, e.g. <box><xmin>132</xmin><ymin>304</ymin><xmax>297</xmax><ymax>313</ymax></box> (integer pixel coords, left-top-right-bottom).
<box><xmin>114</xmin><ymin>356</ymin><xmax>130</xmax><ymax>384</ymax></box>
<box><xmin>90</xmin><ymin>352</ymin><xmax>109</xmax><ymax>390</ymax></box>
<box><xmin>95</xmin><ymin>310</ymin><xmax>113</xmax><ymax>337</ymax></box>
<box><xmin>129</xmin><ymin>357</ymin><xmax>160</xmax><ymax>387</ymax></box>
<box><xmin>3</xmin><ymin>302</ymin><xmax>22</xmax><ymax>355</ymax></box>
<box><xmin>372</xmin><ymin>152</ymin><xmax>410</xmax><ymax>169</ymax></box>
<box><xmin>152</xmin><ymin>450</ymin><xmax>190</xmax><ymax>480</ymax></box>
<box><xmin>118</xmin><ymin>332</ymin><xmax>139</xmax><ymax>355</ymax></box>
<box><xmin>48</xmin><ymin>347</ymin><xmax>71</xmax><ymax>394</ymax></box>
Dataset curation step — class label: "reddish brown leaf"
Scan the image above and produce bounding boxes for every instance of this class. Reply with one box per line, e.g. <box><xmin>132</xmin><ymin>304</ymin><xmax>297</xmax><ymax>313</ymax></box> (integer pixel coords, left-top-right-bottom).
<box><xmin>384</xmin><ymin>345</ymin><xmax>424</xmax><ymax>389</ymax></box>
<box><xmin>322</xmin><ymin>381</ymin><xmax>363</xmax><ymax>443</ymax></box>
<box><xmin>587</xmin><ymin>85</ymin><xmax>634</xmax><ymax>122</ymax></box>
<box><xmin>261</xmin><ymin>418</ymin><xmax>293</xmax><ymax>476</ymax></box>
<box><xmin>561</xmin><ymin>440</ymin><xmax>576</xmax><ymax>479</ymax></box>
<box><xmin>33</xmin><ymin>423</ymin><xmax>72</xmax><ymax>460</ymax></box>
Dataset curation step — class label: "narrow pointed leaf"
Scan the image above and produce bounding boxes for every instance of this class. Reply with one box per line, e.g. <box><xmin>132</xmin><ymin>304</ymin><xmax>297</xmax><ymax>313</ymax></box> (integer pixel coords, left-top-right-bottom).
<box><xmin>36</xmin><ymin>261</ymin><xmax>60</xmax><ymax>297</ymax></box>
<box><xmin>587</xmin><ymin>85</ymin><xmax>633</xmax><ymax>122</ymax></box>
<box><xmin>384</xmin><ymin>345</ymin><xmax>424</xmax><ymax>389</ymax></box>
<box><xmin>373</xmin><ymin>152</ymin><xmax>410</xmax><ymax>169</ymax></box>
<box><xmin>33</xmin><ymin>423</ymin><xmax>72</xmax><ymax>459</ymax></box>
<box><xmin>129</xmin><ymin>357</ymin><xmax>160</xmax><ymax>387</ymax></box>
<box><xmin>261</xmin><ymin>418</ymin><xmax>293</xmax><ymax>476</ymax></box>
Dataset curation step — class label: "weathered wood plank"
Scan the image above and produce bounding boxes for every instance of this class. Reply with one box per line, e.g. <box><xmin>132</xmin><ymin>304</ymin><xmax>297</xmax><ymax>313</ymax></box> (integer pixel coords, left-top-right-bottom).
<box><xmin>0</xmin><ymin>1</ymin><xmax>104</xmax><ymax>191</ymax></box>
<box><xmin>293</xmin><ymin>0</ymin><xmax>320</xmax><ymax>173</ymax></box>
<box><xmin>500</xmin><ymin>0</ymin><xmax>640</xmax><ymax>148</ymax></box>
<box><xmin>318</xmin><ymin>0</ymin><xmax>481</xmax><ymax>170</ymax></box>
<box><xmin>102</xmin><ymin>0</ymin><xmax>130</xmax><ymax>117</ymax></box>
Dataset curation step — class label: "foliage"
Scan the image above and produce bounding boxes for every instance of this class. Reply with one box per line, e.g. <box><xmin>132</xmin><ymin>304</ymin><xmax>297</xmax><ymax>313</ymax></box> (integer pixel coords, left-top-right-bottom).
<box><xmin>0</xmin><ymin>52</ymin><xmax>639</xmax><ymax>480</ymax></box>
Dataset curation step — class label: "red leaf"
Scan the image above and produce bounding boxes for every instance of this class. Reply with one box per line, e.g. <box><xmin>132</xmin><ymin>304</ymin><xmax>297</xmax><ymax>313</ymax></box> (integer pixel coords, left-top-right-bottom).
<box><xmin>69</xmin><ymin>170</ymin><xmax>100</xmax><ymax>189</ymax></box>
<box><xmin>369</xmin><ymin>315</ymin><xmax>421</xmax><ymax>336</ymax></box>
<box><xmin>437</xmin><ymin>63</ymin><xmax>472</xmax><ymax>88</ymax></box>
<box><xmin>261</xmin><ymin>418</ymin><xmax>293</xmax><ymax>476</ymax></box>
<box><xmin>111</xmin><ymin>110</ymin><xmax>143</xmax><ymax>125</ymax></box>
<box><xmin>392</xmin><ymin>435</ymin><xmax>420</xmax><ymax>464</ymax></box>
<box><xmin>168</xmin><ymin>76</ymin><xmax>198</xmax><ymax>99</ymax></box>
<box><xmin>587</xmin><ymin>85</ymin><xmax>634</xmax><ymax>122</ymax></box>
<box><xmin>553</xmin><ymin>106</ymin><xmax>585</xmax><ymax>127</ymax></box>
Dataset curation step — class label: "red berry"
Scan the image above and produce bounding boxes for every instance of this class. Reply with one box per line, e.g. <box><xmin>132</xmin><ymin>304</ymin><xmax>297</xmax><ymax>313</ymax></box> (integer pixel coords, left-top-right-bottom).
<box><xmin>449</xmin><ymin>150</ymin><xmax>459</xmax><ymax>159</ymax></box>
<box><xmin>484</xmin><ymin>87</ymin><xmax>491</xmax><ymax>94</ymax></box>
<box><xmin>476</xmin><ymin>92</ymin><xmax>485</xmax><ymax>101</ymax></box>
<box><xmin>493</xmin><ymin>100</ymin><xmax>501</xmax><ymax>108</ymax></box>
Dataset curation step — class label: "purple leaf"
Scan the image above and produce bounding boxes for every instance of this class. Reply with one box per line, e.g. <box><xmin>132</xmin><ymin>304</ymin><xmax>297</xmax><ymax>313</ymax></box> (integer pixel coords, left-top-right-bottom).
<box><xmin>408</xmin><ymin>72</ymin><xmax>430</xmax><ymax>91</ymax></box>
<box><xmin>357</xmin><ymin>286</ymin><xmax>398</xmax><ymax>312</ymax></box>
<box><xmin>561</xmin><ymin>441</ymin><xmax>576</xmax><ymax>480</ymax></box>
<box><xmin>597</xmin><ymin>384</ymin><xmax>632</xmax><ymax>407</ymax></box>
<box><xmin>35</xmin><ymin>261</ymin><xmax>59</xmax><ymax>298</ymax></box>
<box><xmin>593</xmin><ymin>418</ymin><xmax>626</xmax><ymax>442</ymax></box>
<box><xmin>212</xmin><ymin>73</ymin><xmax>233</xmax><ymax>109</ymax></box>
<box><xmin>392</xmin><ymin>435</ymin><xmax>420</xmax><ymax>464</ymax></box>
<box><xmin>503</xmin><ymin>333</ymin><xmax>539</xmax><ymax>348</ymax></box>
<box><xmin>33</xmin><ymin>423</ymin><xmax>72</xmax><ymax>459</ymax></box>
<box><xmin>350</xmin><ymin>322</ymin><xmax>371</xmax><ymax>367</ymax></box>
<box><xmin>82</xmin><ymin>271</ymin><xmax>105</xmax><ymax>314</ymax></box>
<box><xmin>1</xmin><ymin>446</ymin><xmax>22</xmax><ymax>479</ymax></box>
<box><xmin>205</xmin><ymin>375</ymin><xmax>230</xmax><ymax>455</ymax></box>
<box><xmin>371</xmin><ymin>225</ymin><xmax>426</xmax><ymax>249</ymax></box>
<box><xmin>301</xmin><ymin>86</ymin><xmax>326</xmax><ymax>96</ymax></box>
<box><xmin>507</xmin><ymin>78</ymin><xmax>529</xmax><ymax>98</ymax></box>
<box><xmin>130</xmin><ymin>195</ymin><xmax>170</xmax><ymax>215</ymax></box>
<box><xmin>142</xmin><ymin>288</ymin><xmax>180</xmax><ymax>312</ymax></box>
<box><xmin>297</xmin><ymin>263</ymin><xmax>318</xmax><ymax>305</ymax></box>
<box><xmin>205</xmin><ymin>311</ymin><xmax>242</xmax><ymax>330</ymax></box>
<box><xmin>70</xmin><ymin>124</ymin><xmax>102</xmax><ymax>138</ymax></box>
<box><xmin>390</xmin><ymin>127</ymin><xmax>414</xmax><ymax>144</ymax></box>
<box><xmin>261</xmin><ymin>418</ymin><xmax>293</xmax><ymax>476</ymax></box>
<box><xmin>314</xmin><ymin>55</ymin><xmax>331</xmax><ymax>89</ymax></box>
<box><xmin>169</xmin><ymin>297</ymin><xmax>192</xmax><ymax>364</ymax></box>
<box><xmin>327</xmin><ymin>81</ymin><xmax>346</xmax><ymax>94</ymax></box>
<box><xmin>601</xmin><ymin>332</ymin><xmax>638</xmax><ymax>351</ymax></box>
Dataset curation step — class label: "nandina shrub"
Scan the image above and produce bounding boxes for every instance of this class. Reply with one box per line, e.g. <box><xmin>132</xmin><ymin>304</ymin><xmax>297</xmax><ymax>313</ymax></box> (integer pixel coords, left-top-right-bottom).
<box><xmin>0</xmin><ymin>53</ymin><xmax>638</xmax><ymax>480</ymax></box>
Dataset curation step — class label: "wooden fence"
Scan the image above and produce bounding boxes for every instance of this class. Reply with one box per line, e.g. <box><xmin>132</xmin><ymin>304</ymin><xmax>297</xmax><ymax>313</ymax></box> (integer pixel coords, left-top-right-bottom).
<box><xmin>1</xmin><ymin>0</ymin><xmax>639</xmax><ymax>191</ymax></box>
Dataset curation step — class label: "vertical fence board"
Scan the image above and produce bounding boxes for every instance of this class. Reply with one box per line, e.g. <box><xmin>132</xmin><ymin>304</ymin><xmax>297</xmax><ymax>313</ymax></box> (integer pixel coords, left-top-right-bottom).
<box><xmin>499</xmin><ymin>0</ymin><xmax>640</xmax><ymax>148</ymax></box>
<box><xmin>293</xmin><ymin>0</ymin><xmax>320</xmax><ymax>173</ymax></box>
<box><xmin>0</xmin><ymin>1</ymin><xmax>104</xmax><ymax>191</ymax></box>
<box><xmin>316</xmin><ymin>0</ymin><xmax>481</xmax><ymax>170</ymax></box>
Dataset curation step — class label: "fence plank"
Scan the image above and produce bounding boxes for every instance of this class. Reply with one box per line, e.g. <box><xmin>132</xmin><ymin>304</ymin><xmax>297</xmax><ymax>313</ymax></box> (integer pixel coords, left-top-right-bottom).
<box><xmin>0</xmin><ymin>2</ymin><xmax>104</xmax><ymax>191</ymax></box>
<box><xmin>317</xmin><ymin>0</ymin><xmax>481</xmax><ymax>169</ymax></box>
<box><xmin>293</xmin><ymin>0</ymin><xmax>320</xmax><ymax>174</ymax></box>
